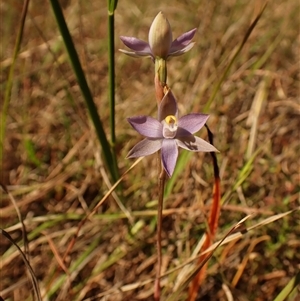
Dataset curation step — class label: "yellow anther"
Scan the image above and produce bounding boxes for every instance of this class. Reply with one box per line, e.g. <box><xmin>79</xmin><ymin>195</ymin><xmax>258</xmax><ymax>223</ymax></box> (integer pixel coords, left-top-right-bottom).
<box><xmin>165</xmin><ymin>115</ymin><xmax>177</xmax><ymax>125</ymax></box>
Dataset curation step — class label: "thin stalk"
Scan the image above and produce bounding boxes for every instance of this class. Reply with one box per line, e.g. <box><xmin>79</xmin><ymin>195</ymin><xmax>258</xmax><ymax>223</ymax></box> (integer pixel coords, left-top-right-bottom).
<box><xmin>107</xmin><ymin>9</ymin><xmax>118</xmax><ymax>175</ymax></box>
<box><xmin>153</xmin><ymin>55</ymin><xmax>168</xmax><ymax>301</ymax></box>
<box><xmin>0</xmin><ymin>0</ymin><xmax>30</xmax><ymax>169</ymax></box>
<box><xmin>154</xmin><ymin>164</ymin><xmax>166</xmax><ymax>301</ymax></box>
<box><xmin>107</xmin><ymin>0</ymin><xmax>118</xmax><ymax>12</ymax></box>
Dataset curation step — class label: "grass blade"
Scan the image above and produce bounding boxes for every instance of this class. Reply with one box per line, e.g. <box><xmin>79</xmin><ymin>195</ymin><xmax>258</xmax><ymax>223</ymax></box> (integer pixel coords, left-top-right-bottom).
<box><xmin>49</xmin><ymin>0</ymin><xmax>119</xmax><ymax>182</ymax></box>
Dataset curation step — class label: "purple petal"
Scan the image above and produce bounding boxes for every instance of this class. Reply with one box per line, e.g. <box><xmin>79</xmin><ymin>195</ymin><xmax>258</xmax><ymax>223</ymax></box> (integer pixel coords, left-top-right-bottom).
<box><xmin>177</xmin><ymin>136</ymin><xmax>218</xmax><ymax>152</ymax></box>
<box><xmin>127</xmin><ymin>138</ymin><xmax>162</xmax><ymax>158</ymax></box>
<box><xmin>170</xmin><ymin>28</ymin><xmax>197</xmax><ymax>53</ymax></box>
<box><xmin>158</xmin><ymin>89</ymin><xmax>178</xmax><ymax>121</ymax></box>
<box><xmin>120</xmin><ymin>36</ymin><xmax>152</xmax><ymax>53</ymax></box>
<box><xmin>161</xmin><ymin>139</ymin><xmax>178</xmax><ymax>177</ymax></box>
<box><xmin>127</xmin><ymin>116</ymin><xmax>163</xmax><ymax>138</ymax></box>
<box><xmin>177</xmin><ymin>114</ymin><xmax>209</xmax><ymax>136</ymax></box>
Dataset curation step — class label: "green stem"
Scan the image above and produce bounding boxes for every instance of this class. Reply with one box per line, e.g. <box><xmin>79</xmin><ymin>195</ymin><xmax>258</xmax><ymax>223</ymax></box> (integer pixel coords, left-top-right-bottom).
<box><xmin>108</xmin><ymin>10</ymin><xmax>118</xmax><ymax>175</ymax></box>
<box><xmin>108</xmin><ymin>12</ymin><xmax>115</xmax><ymax>145</ymax></box>
<box><xmin>155</xmin><ymin>58</ymin><xmax>167</xmax><ymax>86</ymax></box>
<box><xmin>107</xmin><ymin>0</ymin><xmax>118</xmax><ymax>12</ymax></box>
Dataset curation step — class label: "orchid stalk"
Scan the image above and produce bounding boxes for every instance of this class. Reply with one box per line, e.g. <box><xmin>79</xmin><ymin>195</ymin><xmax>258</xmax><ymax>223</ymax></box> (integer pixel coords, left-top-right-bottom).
<box><xmin>120</xmin><ymin>11</ymin><xmax>216</xmax><ymax>300</ymax></box>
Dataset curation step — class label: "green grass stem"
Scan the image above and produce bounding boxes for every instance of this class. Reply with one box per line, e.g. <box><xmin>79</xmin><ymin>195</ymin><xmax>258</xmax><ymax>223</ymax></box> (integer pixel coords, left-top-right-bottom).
<box><xmin>107</xmin><ymin>3</ymin><xmax>119</xmax><ymax>178</ymax></box>
<box><xmin>108</xmin><ymin>0</ymin><xmax>118</xmax><ymax>12</ymax></box>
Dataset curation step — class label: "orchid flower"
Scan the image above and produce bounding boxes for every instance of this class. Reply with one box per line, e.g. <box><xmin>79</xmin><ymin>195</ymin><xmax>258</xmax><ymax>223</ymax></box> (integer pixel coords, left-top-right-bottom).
<box><xmin>127</xmin><ymin>89</ymin><xmax>218</xmax><ymax>177</ymax></box>
<box><xmin>119</xmin><ymin>11</ymin><xmax>197</xmax><ymax>61</ymax></box>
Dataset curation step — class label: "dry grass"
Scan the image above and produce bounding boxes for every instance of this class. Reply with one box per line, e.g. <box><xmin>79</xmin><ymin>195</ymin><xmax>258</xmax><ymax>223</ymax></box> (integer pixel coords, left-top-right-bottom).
<box><xmin>1</xmin><ymin>0</ymin><xmax>299</xmax><ymax>300</ymax></box>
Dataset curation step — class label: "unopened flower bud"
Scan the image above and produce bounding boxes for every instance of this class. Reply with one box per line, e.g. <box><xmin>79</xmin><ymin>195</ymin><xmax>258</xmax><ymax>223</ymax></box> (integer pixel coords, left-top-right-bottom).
<box><xmin>148</xmin><ymin>12</ymin><xmax>172</xmax><ymax>59</ymax></box>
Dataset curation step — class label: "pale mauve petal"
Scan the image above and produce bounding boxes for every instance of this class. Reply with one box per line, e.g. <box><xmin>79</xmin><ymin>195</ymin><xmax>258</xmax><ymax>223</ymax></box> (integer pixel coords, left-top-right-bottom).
<box><xmin>120</xmin><ymin>36</ymin><xmax>152</xmax><ymax>53</ymax></box>
<box><xmin>161</xmin><ymin>138</ymin><xmax>178</xmax><ymax>177</ymax></box>
<box><xmin>177</xmin><ymin>114</ymin><xmax>209</xmax><ymax>135</ymax></box>
<box><xmin>127</xmin><ymin>116</ymin><xmax>163</xmax><ymax>138</ymax></box>
<box><xmin>127</xmin><ymin>138</ymin><xmax>162</xmax><ymax>158</ymax></box>
<box><xmin>177</xmin><ymin>136</ymin><xmax>218</xmax><ymax>152</ymax></box>
<box><xmin>158</xmin><ymin>89</ymin><xmax>178</xmax><ymax>121</ymax></box>
<box><xmin>170</xmin><ymin>28</ymin><xmax>197</xmax><ymax>53</ymax></box>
